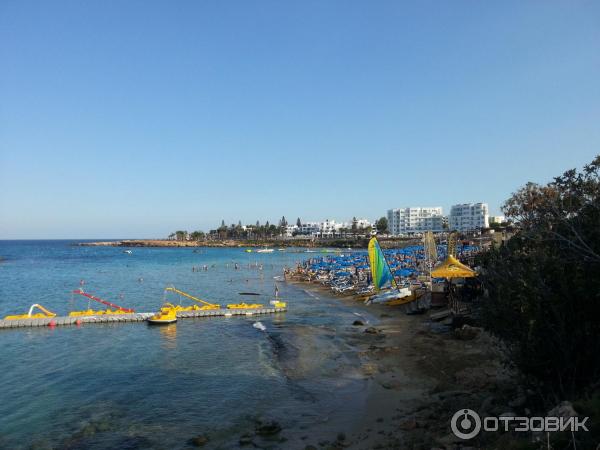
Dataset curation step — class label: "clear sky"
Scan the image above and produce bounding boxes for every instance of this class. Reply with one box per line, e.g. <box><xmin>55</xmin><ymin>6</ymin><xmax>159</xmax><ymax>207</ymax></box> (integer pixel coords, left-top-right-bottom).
<box><xmin>1</xmin><ymin>1</ymin><xmax>599</xmax><ymax>239</ymax></box>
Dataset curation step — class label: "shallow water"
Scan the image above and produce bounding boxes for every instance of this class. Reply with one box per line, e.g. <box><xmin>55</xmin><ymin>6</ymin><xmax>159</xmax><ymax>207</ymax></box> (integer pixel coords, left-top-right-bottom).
<box><xmin>0</xmin><ymin>241</ymin><xmax>375</xmax><ymax>449</ymax></box>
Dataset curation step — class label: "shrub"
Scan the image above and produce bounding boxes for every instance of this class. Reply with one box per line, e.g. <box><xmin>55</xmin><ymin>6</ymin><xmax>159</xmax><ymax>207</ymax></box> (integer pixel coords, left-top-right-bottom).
<box><xmin>479</xmin><ymin>156</ymin><xmax>600</xmax><ymax>402</ymax></box>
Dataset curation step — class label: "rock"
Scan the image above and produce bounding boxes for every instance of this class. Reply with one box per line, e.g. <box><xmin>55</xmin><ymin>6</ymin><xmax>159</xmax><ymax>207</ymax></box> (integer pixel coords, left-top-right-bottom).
<box><xmin>336</xmin><ymin>432</ymin><xmax>346</xmax><ymax>441</ymax></box>
<box><xmin>188</xmin><ymin>434</ymin><xmax>209</xmax><ymax>447</ymax></box>
<box><xmin>508</xmin><ymin>395</ymin><xmax>527</xmax><ymax>408</ymax></box>
<box><xmin>548</xmin><ymin>400</ymin><xmax>578</xmax><ymax>418</ymax></box>
<box><xmin>398</xmin><ymin>418</ymin><xmax>418</xmax><ymax>430</ymax></box>
<box><xmin>255</xmin><ymin>420</ymin><xmax>282</xmax><ymax>436</ymax></box>
<box><xmin>376</xmin><ymin>417</ymin><xmax>384</xmax><ymax>423</ymax></box>
<box><xmin>480</xmin><ymin>395</ymin><xmax>495</xmax><ymax>413</ymax></box>
<box><xmin>239</xmin><ymin>434</ymin><xmax>253</xmax><ymax>446</ymax></box>
<box><xmin>435</xmin><ymin>433</ymin><xmax>463</xmax><ymax>446</ymax></box>
<box><xmin>352</xmin><ymin>320</ymin><xmax>364</xmax><ymax>326</ymax></box>
<box><xmin>364</xmin><ymin>327</ymin><xmax>379</xmax><ymax>334</ymax></box>
<box><xmin>27</xmin><ymin>440</ymin><xmax>53</xmax><ymax>450</ymax></box>
<box><xmin>453</xmin><ymin>324</ymin><xmax>482</xmax><ymax>340</ymax></box>
<box><xmin>305</xmin><ymin>446</ymin><xmax>318</xmax><ymax>450</ymax></box>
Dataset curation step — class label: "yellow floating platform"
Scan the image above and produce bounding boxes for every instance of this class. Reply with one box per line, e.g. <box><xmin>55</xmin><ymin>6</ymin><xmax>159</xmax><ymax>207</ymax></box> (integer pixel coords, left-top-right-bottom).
<box><xmin>0</xmin><ymin>307</ymin><xmax>287</xmax><ymax>329</ymax></box>
<box><xmin>69</xmin><ymin>309</ymin><xmax>131</xmax><ymax>317</ymax></box>
<box><xmin>4</xmin><ymin>304</ymin><xmax>56</xmax><ymax>320</ymax></box>
<box><xmin>226</xmin><ymin>303</ymin><xmax>264</xmax><ymax>309</ymax></box>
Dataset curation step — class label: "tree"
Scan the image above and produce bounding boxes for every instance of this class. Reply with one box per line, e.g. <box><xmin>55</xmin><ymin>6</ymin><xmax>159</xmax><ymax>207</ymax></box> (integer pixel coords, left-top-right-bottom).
<box><xmin>175</xmin><ymin>230</ymin><xmax>188</xmax><ymax>241</ymax></box>
<box><xmin>376</xmin><ymin>217</ymin><xmax>388</xmax><ymax>234</ymax></box>
<box><xmin>221</xmin><ymin>219</ymin><xmax>226</xmax><ymax>227</ymax></box>
<box><xmin>479</xmin><ymin>155</ymin><xmax>600</xmax><ymax>400</ymax></box>
<box><xmin>296</xmin><ymin>217</ymin><xmax>302</xmax><ymax>228</ymax></box>
<box><xmin>190</xmin><ymin>230</ymin><xmax>205</xmax><ymax>241</ymax></box>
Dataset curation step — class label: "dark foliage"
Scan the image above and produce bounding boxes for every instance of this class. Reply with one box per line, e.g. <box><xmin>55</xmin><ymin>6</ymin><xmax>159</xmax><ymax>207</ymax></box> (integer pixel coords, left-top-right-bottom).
<box><xmin>479</xmin><ymin>156</ymin><xmax>600</xmax><ymax>401</ymax></box>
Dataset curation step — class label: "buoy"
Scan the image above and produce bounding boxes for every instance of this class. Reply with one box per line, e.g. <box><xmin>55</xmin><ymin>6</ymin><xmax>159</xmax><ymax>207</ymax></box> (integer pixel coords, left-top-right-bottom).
<box><xmin>48</xmin><ymin>320</ymin><xmax>56</xmax><ymax>327</ymax></box>
<box><xmin>75</xmin><ymin>319</ymin><xmax>82</xmax><ymax>326</ymax></box>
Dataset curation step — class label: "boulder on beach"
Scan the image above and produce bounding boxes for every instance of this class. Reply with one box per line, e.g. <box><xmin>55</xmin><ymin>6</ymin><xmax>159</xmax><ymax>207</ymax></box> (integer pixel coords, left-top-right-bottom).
<box><xmin>255</xmin><ymin>420</ymin><xmax>282</xmax><ymax>436</ymax></box>
<box><xmin>453</xmin><ymin>324</ymin><xmax>482</xmax><ymax>340</ymax></box>
<box><xmin>239</xmin><ymin>434</ymin><xmax>254</xmax><ymax>446</ymax></box>
<box><xmin>188</xmin><ymin>434</ymin><xmax>209</xmax><ymax>447</ymax></box>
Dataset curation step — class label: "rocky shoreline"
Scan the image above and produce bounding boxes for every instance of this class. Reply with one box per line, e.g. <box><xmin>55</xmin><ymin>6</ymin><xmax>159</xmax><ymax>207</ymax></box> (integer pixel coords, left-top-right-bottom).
<box><xmin>77</xmin><ymin>238</ymin><xmax>419</xmax><ymax>249</ymax></box>
<box><xmin>270</xmin><ymin>283</ymin><xmax>527</xmax><ymax>450</ymax></box>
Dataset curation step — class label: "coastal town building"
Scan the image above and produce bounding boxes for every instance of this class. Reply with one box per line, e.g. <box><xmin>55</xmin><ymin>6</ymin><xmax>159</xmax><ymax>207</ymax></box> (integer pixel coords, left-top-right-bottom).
<box><xmin>387</xmin><ymin>207</ymin><xmax>444</xmax><ymax>235</ymax></box>
<box><xmin>449</xmin><ymin>203</ymin><xmax>489</xmax><ymax>231</ymax></box>
<box><xmin>288</xmin><ymin>218</ymin><xmax>373</xmax><ymax>238</ymax></box>
<box><xmin>489</xmin><ymin>215</ymin><xmax>506</xmax><ymax>225</ymax></box>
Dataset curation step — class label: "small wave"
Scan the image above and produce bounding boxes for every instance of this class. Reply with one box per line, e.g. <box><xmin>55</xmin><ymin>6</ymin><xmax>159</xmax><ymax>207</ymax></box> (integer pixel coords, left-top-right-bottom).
<box><xmin>253</xmin><ymin>321</ymin><xmax>266</xmax><ymax>332</ymax></box>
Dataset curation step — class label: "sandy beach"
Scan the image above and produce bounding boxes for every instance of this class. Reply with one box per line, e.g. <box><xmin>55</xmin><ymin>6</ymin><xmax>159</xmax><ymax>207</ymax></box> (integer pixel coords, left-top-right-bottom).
<box><xmin>261</xmin><ymin>283</ymin><xmax>518</xmax><ymax>450</ymax></box>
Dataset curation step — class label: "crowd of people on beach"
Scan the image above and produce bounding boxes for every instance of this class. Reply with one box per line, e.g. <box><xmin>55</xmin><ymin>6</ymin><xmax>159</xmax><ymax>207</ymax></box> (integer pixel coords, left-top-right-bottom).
<box><xmin>287</xmin><ymin>244</ymin><xmax>480</xmax><ymax>296</ymax></box>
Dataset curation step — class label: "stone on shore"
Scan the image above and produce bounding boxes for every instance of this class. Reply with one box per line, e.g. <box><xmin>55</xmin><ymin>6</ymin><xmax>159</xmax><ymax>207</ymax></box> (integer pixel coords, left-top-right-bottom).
<box><xmin>188</xmin><ymin>434</ymin><xmax>209</xmax><ymax>447</ymax></box>
<box><xmin>238</xmin><ymin>434</ymin><xmax>253</xmax><ymax>446</ymax></box>
<box><xmin>453</xmin><ymin>324</ymin><xmax>482</xmax><ymax>340</ymax></box>
<box><xmin>255</xmin><ymin>420</ymin><xmax>282</xmax><ymax>436</ymax></box>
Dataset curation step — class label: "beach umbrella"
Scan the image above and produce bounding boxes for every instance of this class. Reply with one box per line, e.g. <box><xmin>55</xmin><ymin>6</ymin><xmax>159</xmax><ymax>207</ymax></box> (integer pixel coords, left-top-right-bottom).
<box><xmin>431</xmin><ymin>255</ymin><xmax>476</xmax><ymax>279</ymax></box>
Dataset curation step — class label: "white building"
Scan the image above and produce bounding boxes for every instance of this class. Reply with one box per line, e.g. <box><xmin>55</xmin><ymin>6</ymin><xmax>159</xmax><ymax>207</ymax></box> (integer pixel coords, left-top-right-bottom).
<box><xmin>489</xmin><ymin>215</ymin><xmax>506</xmax><ymax>225</ymax></box>
<box><xmin>354</xmin><ymin>218</ymin><xmax>372</xmax><ymax>230</ymax></box>
<box><xmin>284</xmin><ymin>224</ymin><xmax>298</xmax><ymax>237</ymax></box>
<box><xmin>387</xmin><ymin>207</ymin><xmax>444</xmax><ymax>235</ymax></box>
<box><xmin>449</xmin><ymin>203</ymin><xmax>489</xmax><ymax>231</ymax></box>
<box><xmin>297</xmin><ymin>222</ymin><xmax>320</xmax><ymax>236</ymax></box>
<box><xmin>291</xmin><ymin>218</ymin><xmax>373</xmax><ymax>238</ymax></box>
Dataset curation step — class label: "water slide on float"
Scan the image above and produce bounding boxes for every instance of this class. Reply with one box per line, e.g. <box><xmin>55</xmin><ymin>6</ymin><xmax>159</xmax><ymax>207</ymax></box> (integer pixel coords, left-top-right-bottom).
<box><xmin>164</xmin><ymin>286</ymin><xmax>221</xmax><ymax>311</ymax></box>
<box><xmin>4</xmin><ymin>304</ymin><xmax>57</xmax><ymax>320</ymax></box>
<box><xmin>163</xmin><ymin>285</ymin><xmax>266</xmax><ymax>310</ymax></box>
<box><xmin>68</xmin><ymin>289</ymin><xmax>135</xmax><ymax>316</ymax></box>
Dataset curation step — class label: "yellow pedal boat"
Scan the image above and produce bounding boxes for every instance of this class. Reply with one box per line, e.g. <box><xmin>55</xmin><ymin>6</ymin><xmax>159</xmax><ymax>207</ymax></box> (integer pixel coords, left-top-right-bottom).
<box><xmin>148</xmin><ymin>303</ymin><xmax>178</xmax><ymax>324</ymax></box>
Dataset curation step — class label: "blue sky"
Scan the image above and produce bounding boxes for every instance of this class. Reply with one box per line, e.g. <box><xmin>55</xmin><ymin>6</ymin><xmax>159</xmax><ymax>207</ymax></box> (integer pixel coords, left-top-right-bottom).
<box><xmin>1</xmin><ymin>1</ymin><xmax>599</xmax><ymax>238</ymax></box>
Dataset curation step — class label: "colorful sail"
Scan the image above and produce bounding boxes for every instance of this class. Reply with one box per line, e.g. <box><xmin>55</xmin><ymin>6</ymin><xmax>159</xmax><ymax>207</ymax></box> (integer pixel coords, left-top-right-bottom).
<box><xmin>368</xmin><ymin>237</ymin><xmax>397</xmax><ymax>291</ymax></box>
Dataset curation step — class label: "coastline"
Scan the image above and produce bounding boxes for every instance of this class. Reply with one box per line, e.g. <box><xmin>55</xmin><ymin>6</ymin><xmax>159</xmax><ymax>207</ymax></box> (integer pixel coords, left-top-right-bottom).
<box><xmin>77</xmin><ymin>238</ymin><xmax>420</xmax><ymax>249</ymax></box>
<box><xmin>274</xmin><ymin>282</ymin><xmax>518</xmax><ymax>450</ymax></box>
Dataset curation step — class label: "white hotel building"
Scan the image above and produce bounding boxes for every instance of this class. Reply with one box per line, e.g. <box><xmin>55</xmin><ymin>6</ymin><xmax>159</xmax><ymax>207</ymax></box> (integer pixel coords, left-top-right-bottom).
<box><xmin>387</xmin><ymin>207</ymin><xmax>444</xmax><ymax>235</ymax></box>
<box><xmin>286</xmin><ymin>219</ymin><xmax>374</xmax><ymax>237</ymax></box>
<box><xmin>449</xmin><ymin>203</ymin><xmax>489</xmax><ymax>231</ymax></box>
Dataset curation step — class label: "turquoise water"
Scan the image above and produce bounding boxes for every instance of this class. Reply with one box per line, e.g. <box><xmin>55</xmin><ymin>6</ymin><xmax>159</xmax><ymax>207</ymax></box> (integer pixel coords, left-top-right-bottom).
<box><xmin>0</xmin><ymin>241</ymin><xmax>374</xmax><ymax>449</ymax></box>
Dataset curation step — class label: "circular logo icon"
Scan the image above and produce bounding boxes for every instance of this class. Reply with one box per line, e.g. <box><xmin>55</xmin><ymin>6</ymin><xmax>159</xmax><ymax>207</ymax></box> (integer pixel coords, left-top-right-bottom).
<box><xmin>451</xmin><ymin>409</ymin><xmax>481</xmax><ymax>440</ymax></box>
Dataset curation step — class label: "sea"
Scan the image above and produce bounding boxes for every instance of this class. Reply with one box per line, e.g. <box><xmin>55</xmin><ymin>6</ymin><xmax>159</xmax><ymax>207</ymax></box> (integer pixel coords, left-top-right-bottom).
<box><xmin>0</xmin><ymin>241</ymin><xmax>376</xmax><ymax>449</ymax></box>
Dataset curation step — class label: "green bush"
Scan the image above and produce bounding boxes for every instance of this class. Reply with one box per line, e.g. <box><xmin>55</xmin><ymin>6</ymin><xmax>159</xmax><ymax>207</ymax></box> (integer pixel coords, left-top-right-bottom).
<box><xmin>479</xmin><ymin>156</ymin><xmax>600</xmax><ymax>402</ymax></box>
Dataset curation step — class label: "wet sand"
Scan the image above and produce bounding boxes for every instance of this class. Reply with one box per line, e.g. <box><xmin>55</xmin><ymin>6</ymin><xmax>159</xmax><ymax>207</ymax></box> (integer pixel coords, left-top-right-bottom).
<box><xmin>268</xmin><ymin>284</ymin><xmax>519</xmax><ymax>450</ymax></box>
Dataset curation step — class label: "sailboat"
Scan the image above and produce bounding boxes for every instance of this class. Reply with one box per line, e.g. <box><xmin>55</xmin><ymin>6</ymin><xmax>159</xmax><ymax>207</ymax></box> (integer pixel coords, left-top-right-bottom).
<box><xmin>364</xmin><ymin>237</ymin><xmax>413</xmax><ymax>305</ymax></box>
